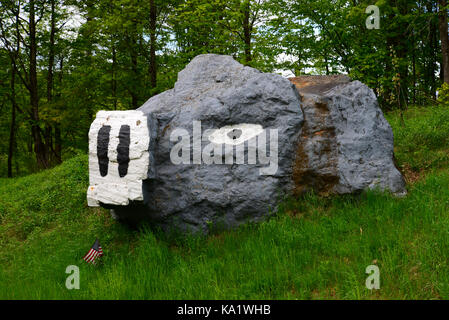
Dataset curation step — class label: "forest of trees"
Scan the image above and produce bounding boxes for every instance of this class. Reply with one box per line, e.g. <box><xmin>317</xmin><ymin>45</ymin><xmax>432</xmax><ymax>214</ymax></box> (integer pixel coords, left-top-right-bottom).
<box><xmin>0</xmin><ymin>0</ymin><xmax>448</xmax><ymax>178</ymax></box>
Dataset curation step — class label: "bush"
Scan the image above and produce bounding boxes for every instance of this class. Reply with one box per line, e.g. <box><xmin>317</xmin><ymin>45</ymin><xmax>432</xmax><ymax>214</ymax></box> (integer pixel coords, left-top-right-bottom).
<box><xmin>437</xmin><ymin>83</ymin><xmax>449</xmax><ymax>107</ymax></box>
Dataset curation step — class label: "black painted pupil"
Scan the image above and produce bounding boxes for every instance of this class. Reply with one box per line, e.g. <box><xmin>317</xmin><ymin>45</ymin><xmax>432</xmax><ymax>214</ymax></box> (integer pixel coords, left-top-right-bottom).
<box><xmin>97</xmin><ymin>125</ymin><xmax>130</xmax><ymax>178</ymax></box>
<box><xmin>97</xmin><ymin>126</ymin><xmax>111</xmax><ymax>177</ymax></box>
<box><xmin>227</xmin><ymin>129</ymin><xmax>242</xmax><ymax>140</ymax></box>
<box><xmin>117</xmin><ymin>125</ymin><xmax>130</xmax><ymax>177</ymax></box>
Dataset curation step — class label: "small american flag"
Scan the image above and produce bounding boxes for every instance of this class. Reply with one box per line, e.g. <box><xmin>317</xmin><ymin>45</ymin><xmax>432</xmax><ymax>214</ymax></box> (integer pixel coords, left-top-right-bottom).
<box><xmin>83</xmin><ymin>238</ymin><xmax>103</xmax><ymax>264</ymax></box>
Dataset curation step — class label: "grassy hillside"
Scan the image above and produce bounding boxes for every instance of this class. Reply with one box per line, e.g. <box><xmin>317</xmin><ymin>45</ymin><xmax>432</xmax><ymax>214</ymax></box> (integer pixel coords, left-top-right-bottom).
<box><xmin>0</xmin><ymin>106</ymin><xmax>448</xmax><ymax>299</ymax></box>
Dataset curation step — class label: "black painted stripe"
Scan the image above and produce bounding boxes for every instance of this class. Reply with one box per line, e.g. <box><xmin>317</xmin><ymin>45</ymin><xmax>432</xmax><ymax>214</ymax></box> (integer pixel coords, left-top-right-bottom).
<box><xmin>97</xmin><ymin>125</ymin><xmax>111</xmax><ymax>177</ymax></box>
<box><xmin>117</xmin><ymin>125</ymin><xmax>131</xmax><ymax>178</ymax></box>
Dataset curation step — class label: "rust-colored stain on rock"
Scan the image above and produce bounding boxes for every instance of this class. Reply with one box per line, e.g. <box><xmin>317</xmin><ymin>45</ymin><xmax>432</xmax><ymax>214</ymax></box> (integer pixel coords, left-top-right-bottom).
<box><xmin>289</xmin><ymin>76</ymin><xmax>347</xmax><ymax>196</ymax></box>
<box><xmin>289</xmin><ymin>75</ymin><xmax>350</xmax><ymax>95</ymax></box>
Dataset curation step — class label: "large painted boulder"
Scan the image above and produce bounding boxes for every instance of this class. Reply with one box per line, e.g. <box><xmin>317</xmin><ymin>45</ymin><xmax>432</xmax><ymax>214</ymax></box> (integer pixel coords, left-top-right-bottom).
<box><xmin>87</xmin><ymin>54</ymin><xmax>406</xmax><ymax>233</ymax></box>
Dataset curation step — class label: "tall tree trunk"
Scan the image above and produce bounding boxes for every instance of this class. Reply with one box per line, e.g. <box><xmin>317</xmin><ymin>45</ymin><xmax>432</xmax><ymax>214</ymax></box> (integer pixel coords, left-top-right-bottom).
<box><xmin>129</xmin><ymin>29</ymin><xmax>139</xmax><ymax>109</ymax></box>
<box><xmin>131</xmin><ymin>46</ymin><xmax>138</xmax><ymax>108</ymax></box>
<box><xmin>439</xmin><ymin>0</ymin><xmax>449</xmax><ymax>84</ymax></box>
<box><xmin>46</xmin><ymin>0</ymin><xmax>56</xmax><ymax>165</ymax></box>
<box><xmin>412</xmin><ymin>48</ymin><xmax>416</xmax><ymax>104</ymax></box>
<box><xmin>324</xmin><ymin>34</ymin><xmax>330</xmax><ymax>75</ymax></box>
<box><xmin>84</xmin><ymin>2</ymin><xmax>94</xmax><ymax>121</ymax></box>
<box><xmin>112</xmin><ymin>41</ymin><xmax>117</xmax><ymax>110</ymax></box>
<box><xmin>47</xmin><ymin>0</ymin><xmax>55</xmax><ymax>104</ymax></box>
<box><xmin>149</xmin><ymin>0</ymin><xmax>157</xmax><ymax>89</ymax></box>
<box><xmin>8</xmin><ymin>66</ymin><xmax>17</xmax><ymax>178</ymax></box>
<box><xmin>44</xmin><ymin>126</ymin><xmax>52</xmax><ymax>164</ymax></box>
<box><xmin>8</xmin><ymin>3</ymin><xmax>21</xmax><ymax>177</ymax></box>
<box><xmin>398</xmin><ymin>2</ymin><xmax>409</xmax><ymax>111</ymax></box>
<box><xmin>30</xmin><ymin>0</ymin><xmax>48</xmax><ymax>169</ymax></box>
<box><xmin>242</xmin><ymin>0</ymin><xmax>252</xmax><ymax>64</ymax></box>
<box><xmin>54</xmin><ymin>57</ymin><xmax>63</xmax><ymax>164</ymax></box>
<box><xmin>383</xmin><ymin>36</ymin><xmax>394</xmax><ymax>110</ymax></box>
<box><xmin>388</xmin><ymin>2</ymin><xmax>409</xmax><ymax>114</ymax></box>
<box><xmin>429</xmin><ymin>2</ymin><xmax>438</xmax><ymax>99</ymax></box>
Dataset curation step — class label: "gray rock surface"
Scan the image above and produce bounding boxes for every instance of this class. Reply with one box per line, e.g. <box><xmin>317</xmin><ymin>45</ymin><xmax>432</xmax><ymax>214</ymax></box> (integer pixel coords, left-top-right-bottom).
<box><xmin>114</xmin><ymin>54</ymin><xmax>304</xmax><ymax>232</ymax></box>
<box><xmin>88</xmin><ymin>54</ymin><xmax>406</xmax><ymax>233</ymax></box>
<box><xmin>289</xmin><ymin>76</ymin><xmax>406</xmax><ymax>196</ymax></box>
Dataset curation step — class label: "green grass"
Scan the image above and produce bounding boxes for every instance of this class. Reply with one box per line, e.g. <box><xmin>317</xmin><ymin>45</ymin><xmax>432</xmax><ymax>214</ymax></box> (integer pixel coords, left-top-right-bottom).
<box><xmin>387</xmin><ymin>106</ymin><xmax>449</xmax><ymax>173</ymax></box>
<box><xmin>0</xmin><ymin>106</ymin><xmax>448</xmax><ymax>299</ymax></box>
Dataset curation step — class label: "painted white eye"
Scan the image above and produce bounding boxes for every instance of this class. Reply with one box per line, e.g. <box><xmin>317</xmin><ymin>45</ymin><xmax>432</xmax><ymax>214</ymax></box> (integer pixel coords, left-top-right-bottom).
<box><xmin>208</xmin><ymin>124</ymin><xmax>264</xmax><ymax>145</ymax></box>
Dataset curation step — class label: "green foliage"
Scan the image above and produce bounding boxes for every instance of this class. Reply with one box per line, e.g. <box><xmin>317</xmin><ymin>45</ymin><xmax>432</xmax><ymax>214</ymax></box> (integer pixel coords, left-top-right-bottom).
<box><xmin>0</xmin><ymin>108</ymin><xmax>449</xmax><ymax>299</ymax></box>
<box><xmin>437</xmin><ymin>83</ymin><xmax>449</xmax><ymax>107</ymax></box>
<box><xmin>0</xmin><ymin>0</ymin><xmax>446</xmax><ymax>176</ymax></box>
